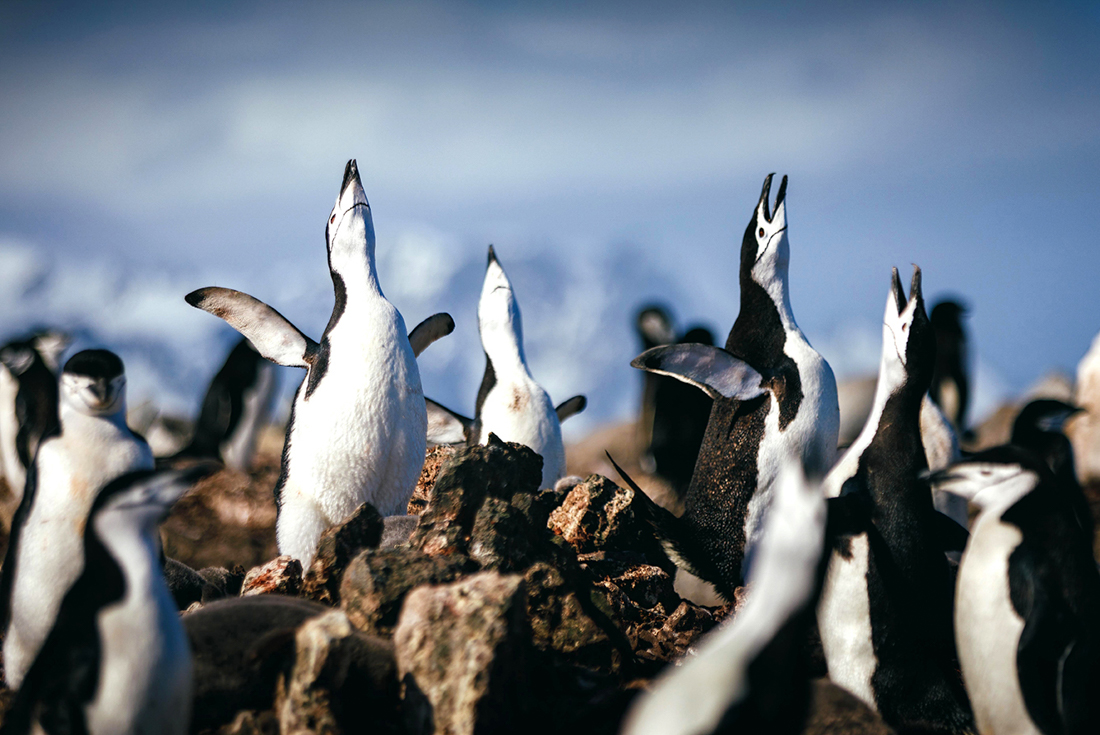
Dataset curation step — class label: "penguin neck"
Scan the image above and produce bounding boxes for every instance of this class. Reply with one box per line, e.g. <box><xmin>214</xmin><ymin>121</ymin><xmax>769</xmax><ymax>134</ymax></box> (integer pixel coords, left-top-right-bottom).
<box><xmin>329</xmin><ymin>248</ymin><xmax>384</xmax><ymax>307</ymax></box>
<box><xmin>482</xmin><ymin>326</ymin><xmax>530</xmax><ymax>381</ymax></box>
<box><xmin>743</xmin><ymin>268</ymin><xmax>797</xmax><ymax>333</ymax></box>
<box><xmin>94</xmin><ymin>511</ymin><xmax>172</xmax><ymax>620</ymax></box>
<box><xmin>60</xmin><ymin>398</ymin><xmax>130</xmax><ymax>434</ymax></box>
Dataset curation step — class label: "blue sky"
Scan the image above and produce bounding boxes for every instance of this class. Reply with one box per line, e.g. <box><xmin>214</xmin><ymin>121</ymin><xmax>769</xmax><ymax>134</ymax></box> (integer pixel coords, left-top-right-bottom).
<box><xmin>1</xmin><ymin>1</ymin><xmax>1098</xmax><ymax>432</ymax></box>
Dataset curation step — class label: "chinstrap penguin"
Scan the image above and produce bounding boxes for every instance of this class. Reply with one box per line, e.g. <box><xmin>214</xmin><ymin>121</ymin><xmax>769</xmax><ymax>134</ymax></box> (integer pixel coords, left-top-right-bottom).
<box><xmin>929</xmin><ymin>299</ymin><xmax>970</xmax><ymax>434</ymax></box>
<box><xmin>0</xmin><ymin>348</ymin><xmax>154</xmax><ymax>688</ymax></box>
<box><xmin>929</xmin><ymin>446</ymin><xmax>1100</xmax><ymax>735</ymax></box>
<box><xmin>187</xmin><ymin>159</ymin><xmax>448</xmax><ymax>568</ymax></box>
<box><xmin>422</xmin><ymin>245</ymin><xmax>586</xmax><ymax>488</ymax></box>
<box><xmin>0</xmin><ymin>336</ymin><xmax>61</xmax><ymax>500</ymax></box>
<box><xmin>816</xmin><ymin>267</ymin><xmax>974</xmax><ymax>734</ymax></box>
<box><xmin>629</xmin><ymin>174</ymin><xmax>839</xmax><ymax>597</ymax></box>
<box><xmin>0</xmin><ymin>466</ymin><xmax>210</xmax><ymax>735</ymax></box>
<box><xmin>621</xmin><ymin>455</ymin><xmax>828</xmax><ymax>735</ymax></box>
<box><xmin>171</xmin><ymin>336</ymin><xmax>278</xmax><ymax>471</ymax></box>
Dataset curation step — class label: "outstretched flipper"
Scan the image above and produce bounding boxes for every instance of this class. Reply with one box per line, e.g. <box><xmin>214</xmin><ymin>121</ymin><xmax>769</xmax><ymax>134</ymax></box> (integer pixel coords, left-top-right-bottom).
<box><xmin>408</xmin><ymin>313</ymin><xmax>455</xmax><ymax>357</ymax></box>
<box><xmin>555</xmin><ymin>395</ymin><xmax>587</xmax><ymax>423</ymax></box>
<box><xmin>186</xmin><ymin>288</ymin><xmax>318</xmax><ymax>369</ymax></box>
<box><xmin>425</xmin><ymin>398</ymin><xmax>472</xmax><ymax>446</ymax></box>
<box><xmin>631</xmin><ymin>344</ymin><xmax>766</xmax><ymax>401</ymax></box>
<box><xmin>605</xmin><ymin>451</ymin><xmax>713</xmax><ymax>584</ymax></box>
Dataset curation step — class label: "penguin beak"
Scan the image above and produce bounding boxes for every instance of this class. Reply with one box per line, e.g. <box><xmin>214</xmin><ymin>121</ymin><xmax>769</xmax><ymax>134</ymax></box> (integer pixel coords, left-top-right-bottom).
<box><xmin>337</xmin><ymin>159</ymin><xmax>369</xmax><ymax>211</ymax></box>
<box><xmin>908</xmin><ymin>265</ymin><xmax>923</xmax><ymax>312</ymax></box>
<box><xmin>756</xmin><ymin>173</ymin><xmax>788</xmax><ymax>224</ymax></box>
<box><xmin>890</xmin><ymin>267</ymin><xmax>906</xmax><ymax>314</ymax></box>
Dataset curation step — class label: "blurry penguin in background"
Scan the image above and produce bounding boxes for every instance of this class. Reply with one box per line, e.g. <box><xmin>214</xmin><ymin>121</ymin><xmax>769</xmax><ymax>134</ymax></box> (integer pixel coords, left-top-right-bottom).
<box><xmin>929</xmin><ymin>300</ymin><xmax>970</xmax><ymax>436</ymax></box>
<box><xmin>0</xmin><ymin>334</ymin><xmax>65</xmax><ymax>500</ymax></box>
<box><xmin>170</xmin><ymin>337</ymin><xmax>278</xmax><ymax>471</ymax></box>
<box><xmin>634</xmin><ymin>306</ymin><xmax>716</xmax><ymax>498</ymax></box>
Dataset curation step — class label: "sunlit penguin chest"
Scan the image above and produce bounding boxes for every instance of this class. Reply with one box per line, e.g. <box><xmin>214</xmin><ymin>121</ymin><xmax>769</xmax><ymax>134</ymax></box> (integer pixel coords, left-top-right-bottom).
<box><xmin>955</xmin><ymin>514</ymin><xmax>1033</xmax><ymax>735</ymax></box>
<box><xmin>477</xmin><ymin>376</ymin><xmax>564</xmax><ymax>487</ymax></box>
<box><xmin>283</xmin><ymin>306</ymin><xmax>426</xmax><ymax>517</ymax></box>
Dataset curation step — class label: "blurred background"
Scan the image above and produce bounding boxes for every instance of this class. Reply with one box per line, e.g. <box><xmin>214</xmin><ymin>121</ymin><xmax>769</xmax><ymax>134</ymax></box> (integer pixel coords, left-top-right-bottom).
<box><xmin>2</xmin><ymin>0</ymin><xmax>1098</xmax><ymax>437</ymax></box>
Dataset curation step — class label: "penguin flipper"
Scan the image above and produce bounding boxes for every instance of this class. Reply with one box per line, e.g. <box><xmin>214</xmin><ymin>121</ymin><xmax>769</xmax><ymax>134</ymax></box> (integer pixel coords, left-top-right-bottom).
<box><xmin>425</xmin><ymin>398</ymin><xmax>472</xmax><ymax>446</ymax></box>
<box><xmin>1016</xmin><ymin>582</ymin><xmax>1073</xmax><ymax>735</ymax></box>
<box><xmin>604</xmin><ymin>452</ymin><xmax>712</xmax><ymax>583</ymax></box>
<box><xmin>185</xmin><ymin>288</ymin><xmax>318</xmax><ymax>368</ymax></box>
<box><xmin>631</xmin><ymin>344</ymin><xmax>766</xmax><ymax>401</ymax></box>
<box><xmin>930</xmin><ymin>510</ymin><xmax>970</xmax><ymax>552</ymax></box>
<box><xmin>555</xmin><ymin>395</ymin><xmax>587</xmax><ymax>423</ymax></box>
<box><xmin>409</xmin><ymin>313</ymin><xmax>456</xmax><ymax>357</ymax></box>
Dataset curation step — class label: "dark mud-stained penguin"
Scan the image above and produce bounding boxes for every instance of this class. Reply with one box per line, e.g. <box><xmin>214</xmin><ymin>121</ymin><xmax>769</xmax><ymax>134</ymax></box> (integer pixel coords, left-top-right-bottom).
<box><xmin>187</xmin><ymin>160</ymin><xmax>451</xmax><ymax>568</ymax></box>
<box><xmin>0</xmin><ymin>349</ymin><xmax>154</xmax><ymax>688</ymax></box>
<box><xmin>0</xmin><ymin>336</ymin><xmax>62</xmax><ymax>498</ymax></box>
<box><xmin>929</xmin><ymin>299</ymin><xmax>970</xmax><ymax>433</ymax></box>
<box><xmin>0</xmin><ymin>467</ymin><xmax>208</xmax><ymax>735</ymax></box>
<box><xmin>622</xmin><ymin>455</ymin><xmax>828</xmax><ymax>735</ymax></box>
<box><xmin>929</xmin><ymin>446</ymin><xmax>1100</xmax><ymax>735</ymax></box>
<box><xmin>422</xmin><ymin>246</ymin><xmax>586</xmax><ymax>487</ymax></box>
<box><xmin>1011</xmin><ymin>398</ymin><xmax>1092</xmax><ymax>541</ymax></box>
<box><xmin>816</xmin><ymin>267</ymin><xmax>974</xmax><ymax>734</ymax></box>
<box><xmin>629</xmin><ymin>174</ymin><xmax>839</xmax><ymax>597</ymax></box>
<box><xmin>171</xmin><ymin>337</ymin><xmax>278</xmax><ymax>471</ymax></box>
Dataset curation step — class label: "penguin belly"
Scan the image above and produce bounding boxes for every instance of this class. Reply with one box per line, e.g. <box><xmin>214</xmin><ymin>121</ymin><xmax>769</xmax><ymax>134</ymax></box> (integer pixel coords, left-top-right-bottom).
<box><xmin>477</xmin><ymin>378</ymin><xmax>565</xmax><ymax>487</ymax></box>
<box><xmin>278</xmin><ymin>320</ymin><xmax>426</xmax><ymax>562</ymax></box>
<box><xmin>88</xmin><ymin>541</ymin><xmax>192</xmax><ymax>735</ymax></box>
<box><xmin>955</xmin><ymin>516</ymin><xmax>1035</xmax><ymax>735</ymax></box>
<box><xmin>4</xmin><ymin>432</ymin><xmax>152</xmax><ymax>687</ymax></box>
<box><xmin>818</xmin><ymin>534</ymin><xmax>878</xmax><ymax>711</ymax></box>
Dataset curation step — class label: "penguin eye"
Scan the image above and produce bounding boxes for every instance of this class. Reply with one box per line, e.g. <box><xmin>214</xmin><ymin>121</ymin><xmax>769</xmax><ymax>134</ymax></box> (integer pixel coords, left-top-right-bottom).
<box><xmin>758</xmin><ymin>227</ymin><xmax>765</xmax><ymax>238</ymax></box>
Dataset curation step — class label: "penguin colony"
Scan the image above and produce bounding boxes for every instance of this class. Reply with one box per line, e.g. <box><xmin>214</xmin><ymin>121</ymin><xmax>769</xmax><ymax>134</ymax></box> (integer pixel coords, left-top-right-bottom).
<box><xmin>0</xmin><ymin>160</ymin><xmax>1096</xmax><ymax>735</ymax></box>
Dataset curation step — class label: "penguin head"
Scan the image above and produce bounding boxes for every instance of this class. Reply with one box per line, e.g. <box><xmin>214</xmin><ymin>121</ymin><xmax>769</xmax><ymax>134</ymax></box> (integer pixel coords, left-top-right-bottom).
<box><xmin>60</xmin><ymin>349</ymin><xmax>127</xmax><ymax>416</ymax></box>
<box><xmin>881</xmin><ymin>265</ymin><xmax>933</xmax><ymax>394</ymax></box>
<box><xmin>741</xmin><ymin>173</ymin><xmax>789</xmax><ymax>289</ymax></box>
<box><xmin>926</xmin><ymin>445</ymin><xmax>1046</xmax><ymax>512</ymax></box>
<box><xmin>92</xmin><ymin>465</ymin><xmax>213</xmax><ymax>537</ymax></box>
<box><xmin>1013</xmin><ymin>398</ymin><xmax>1083</xmax><ymax>436</ymax></box>
<box><xmin>636</xmin><ymin>305</ymin><xmax>675</xmax><ymax>350</ymax></box>
<box><xmin>930</xmin><ymin>299</ymin><xmax>967</xmax><ymax>335</ymax></box>
<box><xmin>325</xmin><ymin>159</ymin><xmax>375</xmax><ymax>272</ymax></box>
<box><xmin>0</xmin><ymin>340</ymin><xmax>39</xmax><ymax>377</ymax></box>
<box><xmin>478</xmin><ymin>245</ymin><xmax>525</xmax><ymax>361</ymax></box>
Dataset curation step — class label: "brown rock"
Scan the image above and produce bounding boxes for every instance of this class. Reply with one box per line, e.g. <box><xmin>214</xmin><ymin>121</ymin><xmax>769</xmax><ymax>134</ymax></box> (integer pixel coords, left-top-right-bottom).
<box><xmin>394</xmin><ymin>572</ymin><xmax>530</xmax><ymax>735</ymax></box>
<box><xmin>302</xmin><ymin>503</ymin><xmax>384</xmax><ymax>604</ymax></box>
<box><xmin>340</xmin><ymin>548</ymin><xmax>472</xmax><ymax>636</ymax></box>
<box><xmin>408</xmin><ymin>445</ymin><xmax>459</xmax><ymax>515</ymax></box>
<box><xmin>241</xmin><ymin>556</ymin><xmax>303</xmax><ymax>597</ymax></box>
<box><xmin>275</xmin><ymin>610</ymin><xmax>400</xmax><ymax>735</ymax></box>
<box><xmin>213</xmin><ymin>710</ymin><xmax>279</xmax><ymax>735</ymax></box>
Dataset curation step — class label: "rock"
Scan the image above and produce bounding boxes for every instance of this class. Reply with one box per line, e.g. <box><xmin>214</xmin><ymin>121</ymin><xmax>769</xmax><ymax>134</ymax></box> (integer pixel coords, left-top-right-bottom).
<box><xmin>547</xmin><ymin>475</ymin><xmax>669</xmax><ymax>570</ymax></box>
<box><xmin>276</xmin><ymin>609</ymin><xmax>399</xmax><ymax>735</ymax></box>
<box><xmin>408</xmin><ymin>445</ymin><xmax>459</xmax><ymax>515</ymax></box>
<box><xmin>605</xmin><ymin>564</ymin><xmax>677</xmax><ymax>611</ymax></box>
<box><xmin>241</xmin><ymin>556</ymin><xmax>303</xmax><ymax>597</ymax></box>
<box><xmin>394</xmin><ymin>572</ymin><xmax>530</xmax><ymax>735</ymax></box>
<box><xmin>302</xmin><ymin>503</ymin><xmax>384</xmax><ymax>604</ymax></box>
<box><xmin>468</xmin><ymin>496</ymin><xmax>549</xmax><ymax>573</ymax></box>
<box><xmin>214</xmin><ymin>710</ymin><xmax>280</xmax><ymax>735</ymax></box>
<box><xmin>380</xmin><ymin>514</ymin><xmax>421</xmax><ymax>549</ymax></box>
<box><xmin>411</xmin><ymin>437</ymin><xmax>543</xmax><ymax>557</ymax></box>
<box><xmin>340</xmin><ymin>548</ymin><xmax>472</xmax><ymax>636</ymax></box>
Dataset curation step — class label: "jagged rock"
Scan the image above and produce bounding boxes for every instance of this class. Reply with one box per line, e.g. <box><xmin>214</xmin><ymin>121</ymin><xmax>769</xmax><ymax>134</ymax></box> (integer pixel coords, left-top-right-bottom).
<box><xmin>395</xmin><ymin>572</ymin><xmax>530</xmax><ymax>735</ymax></box>
<box><xmin>523</xmin><ymin>562</ymin><xmax>626</xmax><ymax>673</ymax></box>
<box><xmin>241</xmin><ymin>556</ymin><xmax>303</xmax><ymax>597</ymax></box>
<box><xmin>381</xmin><ymin>515</ymin><xmax>420</xmax><ymax>549</ymax></box>
<box><xmin>275</xmin><ymin>610</ymin><xmax>399</xmax><ymax>735</ymax></box>
<box><xmin>302</xmin><ymin>503</ymin><xmax>384</xmax><ymax>604</ymax></box>
<box><xmin>468</xmin><ymin>496</ymin><xmax>549</xmax><ymax>572</ymax></box>
<box><xmin>409</xmin><ymin>445</ymin><xmax>459</xmax><ymax>514</ymax></box>
<box><xmin>547</xmin><ymin>475</ymin><xmax>669</xmax><ymax>570</ymax></box>
<box><xmin>410</xmin><ymin>436</ymin><xmax>543</xmax><ymax>557</ymax></box>
<box><xmin>214</xmin><ymin>710</ymin><xmax>279</xmax><ymax>735</ymax></box>
<box><xmin>603</xmin><ymin>564</ymin><xmax>677</xmax><ymax>611</ymax></box>
<box><xmin>340</xmin><ymin>548</ymin><xmax>472</xmax><ymax>636</ymax></box>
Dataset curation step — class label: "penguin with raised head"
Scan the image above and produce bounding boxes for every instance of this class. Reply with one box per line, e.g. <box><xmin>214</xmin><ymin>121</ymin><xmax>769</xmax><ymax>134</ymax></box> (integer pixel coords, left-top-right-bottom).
<box><xmin>629</xmin><ymin>174</ymin><xmax>839</xmax><ymax>597</ymax></box>
<box><xmin>171</xmin><ymin>337</ymin><xmax>278</xmax><ymax>471</ymax></box>
<box><xmin>1011</xmin><ymin>398</ymin><xmax>1092</xmax><ymax>541</ymax></box>
<box><xmin>187</xmin><ymin>160</ymin><xmax>450</xmax><ymax>567</ymax></box>
<box><xmin>0</xmin><ymin>337</ymin><xmax>61</xmax><ymax>499</ymax></box>
<box><xmin>816</xmin><ymin>267</ymin><xmax>973</xmax><ymax>734</ymax></box>
<box><xmin>929</xmin><ymin>299</ymin><xmax>970</xmax><ymax>433</ymax></box>
<box><xmin>1</xmin><ymin>467</ymin><xmax>208</xmax><ymax>735</ymax></box>
<box><xmin>929</xmin><ymin>446</ymin><xmax>1100</xmax><ymax>735</ymax></box>
<box><xmin>0</xmin><ymin>349</ymin><xmax>154</xmax><ymax>688</ymax></box>
<box><xmin>422</xmin><ymin>245</ymin><xmax>586</xmax><ymax>488</ymax></box>
<box><xmin>621</xmin><ymin>454</ymin><xmax>828</xmax><ymax>735</ymax></box>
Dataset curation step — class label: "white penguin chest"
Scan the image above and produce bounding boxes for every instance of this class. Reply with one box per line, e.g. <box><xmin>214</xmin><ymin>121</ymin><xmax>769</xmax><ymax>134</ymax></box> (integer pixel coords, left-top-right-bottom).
<box><xmin>818</xmin><ymin>534</ymin><xmax>878</xmax><ymax>712</ymax></box>
<box><xmin>955</xmin><ymin>516</ymin><xmax>1035</xmax><ymax>735</ymax></box>
<box><xmin>0</xmin><ymin>367</ymin><xmax>21</xmax><ymax>489</ymax></box>
<box><xmin>477</xmin><ymin>376</ymin><xmax>564</xmax><ymax>487</ymax></box>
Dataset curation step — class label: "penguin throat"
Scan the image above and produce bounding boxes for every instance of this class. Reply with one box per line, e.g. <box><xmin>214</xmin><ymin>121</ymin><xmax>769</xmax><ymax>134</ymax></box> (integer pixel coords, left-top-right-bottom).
<box><xmin>482</xmin><ymin>326</ymin><xmax>529</xmax><ymax>379</ymax></box>
<box><xmin>328</xmin><ymin>248</ymin><xmax>383</xmax><ymax>304</ymax></box>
